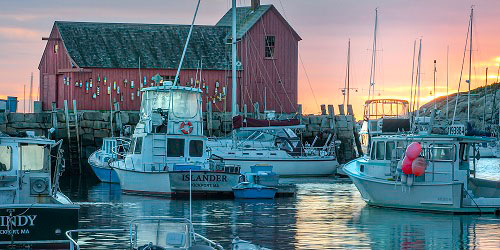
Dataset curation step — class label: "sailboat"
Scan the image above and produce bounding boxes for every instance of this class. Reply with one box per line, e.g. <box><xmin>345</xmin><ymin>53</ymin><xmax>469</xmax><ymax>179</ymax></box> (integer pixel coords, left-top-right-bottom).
<box><xmin>208</xmin><ymin>2</ymin><xmax>339</xmax><ymax>177</ymax></box>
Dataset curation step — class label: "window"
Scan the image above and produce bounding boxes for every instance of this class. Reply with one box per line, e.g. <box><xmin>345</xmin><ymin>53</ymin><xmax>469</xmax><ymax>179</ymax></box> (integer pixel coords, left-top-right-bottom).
<box><xmin>376</xmin><ymin>141</ymin><xmax>385</xmax><ymax>160</ymax></box>
<box><xmin>161</xmin><ymin>75</ymin><xmax>176</xmax><ymax>84</ymax></box>
<box><xmin>0</xmin><ymin>146</ymin><xmax>12</xmax><ymax>171</ymax></box>
<box><xmin>167</xmin><ymin>138</ymin><xmax>185</xmax><ymax>157</ymax></box>
<box><xmin>265</xmin><ymin>36</ymin><xmax>275</xmax><ymax>58</ymax></box>
<box><xmin>459</xmin><ymin>143</ymin><xmax>468</xmax><ymax>162</ymax></box>
<box><xmin>385</xmin><ymin>142</ymin><xmax>395</xmax><ymax>160</ymax></box>
<box><xmin>134</xmin><ymin>137</ymin><xmax>143</xmax><ymax>154</ymax></box>
<box><xmin>429</xmin><ymin>144</ymin><xmax>455</xmax><ymax>161</ymax></box>
<box><xmin>54</xmin><ymin>44</ymin><xmax>58</xmax><ymax>54</ymax></box>
<box><xmin>370</xmin><ymin>141</ymin><xmax>376</xmax><ymax>160</ymax></box>
<box><xmin>21</xmin><ymin>145</ymin><xmax>46</xmax><ymax>171</ymax></box>
<box><xmin>189</xmin><ymin>140</ymin><xmax>203</xmax><ymax>157</ymax></box>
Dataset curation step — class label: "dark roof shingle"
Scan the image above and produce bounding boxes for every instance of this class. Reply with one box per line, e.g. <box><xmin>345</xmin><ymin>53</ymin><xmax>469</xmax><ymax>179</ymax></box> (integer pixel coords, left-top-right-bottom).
<box><xmin>216</xmin><ymin>5</ymin><xmax>272</xmax><ymax>39</ymax></box>
<box><xmin>56</xmin><ymin>21</ymin><xmax>231</xmax><ymax>69</ymax></box>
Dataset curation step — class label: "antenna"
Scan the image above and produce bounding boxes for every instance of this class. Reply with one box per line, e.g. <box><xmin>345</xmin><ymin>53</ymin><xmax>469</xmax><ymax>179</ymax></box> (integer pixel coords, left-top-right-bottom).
<box><xmin>173</xmin><ymin>0</ymin><xmax>201</xmax><ymax>86</ymax></box>
<box><xmin>446</xmin><ymin>45</ymin><xmax>449</xmax><ymax>123</ymax></box>
<box><xmin>433</xmin><ymin>60</ymin><xmax>437</xmax><ymax>110</ymax></box>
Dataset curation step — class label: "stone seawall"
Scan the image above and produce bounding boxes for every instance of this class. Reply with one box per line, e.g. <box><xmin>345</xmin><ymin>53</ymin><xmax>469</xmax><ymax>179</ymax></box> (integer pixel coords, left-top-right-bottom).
<box><xmin>0</xmin><ymin>108</ymin><xmax>359</xmax><ymax>168</ymax></box>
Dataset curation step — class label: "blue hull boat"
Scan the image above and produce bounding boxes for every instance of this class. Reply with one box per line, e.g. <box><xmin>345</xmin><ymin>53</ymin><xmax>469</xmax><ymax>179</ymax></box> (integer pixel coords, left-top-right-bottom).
<box><xmin>91</xmin><ymin>165</ymin><xmax>120</xmax><ymax>184</ymax></box>
<box><xmin>233</xmin><ymin>183</ymin><xmax>277</xmax><ymax>199</ymax></box>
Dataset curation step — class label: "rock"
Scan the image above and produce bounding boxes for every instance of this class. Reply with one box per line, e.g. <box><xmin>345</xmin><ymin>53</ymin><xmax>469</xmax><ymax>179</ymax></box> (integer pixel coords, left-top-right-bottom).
<box><xmin>57</xmin><ymin>113</ymin><xmax>65</xmax><ymax>123</ymax></box>
<box><xmin>24</xmin><ymin>114</ymin><xmax>37</xmax><ymax>123</ymax></box>
<box><xmin>0</xmin><ymin>113</ymin><xmax>7</xmax><ymax>124</ymax></box>
<box><xmin>10</xmin><ymin>122</ymin><xmax>41</xmax><ymax>129</ymax></box>
<box><xmin>8</xmin><ymin>113</ymin><xmax>24</xmax><ymax>122</ymax></box>
<box><xmin>120</xmin><ymin>112</ymin><xmax>129</xmax><ymax>125</ymax></box>
<box><xmin>79</xmin><ymin>120</ymin><xmax>94</xmax><ymax>128</ymax></box>
<box><xmin>81</xmin><ymin>133</ymin><xmax>94</xmax><ymax>145</ymax></box>
<box><xmin>94</xmin><ymin>129</ymin><xmax>110</xmax><ymax>138</ymax></box>
<box><xmin>83</xmin><ymin>111</ymin><xmax>103</xmax><ymax>121</ymax></box>
<box><xmin>102</xmin><ymin>112</ymin><xmax>110</xmax><ymax>122</ymax></box>
<box><xmin>128</xmin><ymin>113</ymin><xmax>140</xmax><ymax>124</ymax></box>
<box><xmin>94</xmin><ymin>121</ymin><xmax>109</xmax><ymax>130</ymax></box>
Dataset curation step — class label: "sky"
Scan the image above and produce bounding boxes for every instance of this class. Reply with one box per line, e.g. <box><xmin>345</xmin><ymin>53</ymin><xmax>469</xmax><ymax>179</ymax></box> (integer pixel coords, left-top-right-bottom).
<box><xmin>0</xmin><ymin>0</ymin><xmax>499</xmax><ymax>117</ymax></box>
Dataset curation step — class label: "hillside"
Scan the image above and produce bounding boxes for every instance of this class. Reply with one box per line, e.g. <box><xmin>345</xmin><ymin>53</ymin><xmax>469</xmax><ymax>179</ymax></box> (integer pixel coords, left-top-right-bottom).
<box><xmin>420</xmin><ymin>82</ymin><xmax>500</xmax><ymax>129</ymax></box>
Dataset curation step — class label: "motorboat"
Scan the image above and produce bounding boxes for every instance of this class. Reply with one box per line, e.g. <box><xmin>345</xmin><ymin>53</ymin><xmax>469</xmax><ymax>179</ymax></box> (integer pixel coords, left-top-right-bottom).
<box><xmin>209</xmin><ymin>116</ymin><xmax>339</xmax><ymax>177</ymax></box>
<box><xmin>0</xmin><ymin>133</ymin><xmax>79</xmax><ymax>248</ymax></box>
<box><xmin>343</xmin><ymin>133</ymin><xmax>500</xmax><ymax>213</ymax></box>
<box><xmin>233</xmin><ymin>182</ymin><xmax>277</xmax><ymax>199</ymax></box>
<box><xmin>66</xmin><ymin>217</ymin><xmax>222</xmax><ymax>249</ymax></box>
<box><xmin>111</xmin><ymin>82</ymin><xmax>241</xmax><ymax>196</ymax></box>
<box><xmin>88</xmin><ymin>137</ymin><xmax>130</xmax><ymax>183</ymax></box>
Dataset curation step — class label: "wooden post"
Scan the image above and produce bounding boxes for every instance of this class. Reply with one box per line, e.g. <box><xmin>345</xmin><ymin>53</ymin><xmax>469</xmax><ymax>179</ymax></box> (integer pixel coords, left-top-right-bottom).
<box><xmin>338</xmin><ymin>104</ymin><xmax>345</xmax><ymax>116</ymax></box>
<box><xmin>208</xmin><ymin>102</ymin><xmax>213</xmax><ymax>137</ymax></box>
<box><xmin>114</xmin><ymin>102</ymin><xmax>123</xmax><ymax>137</ymax></box>
<box><xmin>254</xmin><ymin>102</ymin><xmax>259</xmax><ymax>119</ymax></box>
<box><xmin>321</xmin><ymin>104</ymin><xmax>327</xmax><ymax>115</ymax></box>
<box><xmin>243</xmin><ymin>104</ymin><xmax>248</xmax><ymax>118</ymax></box>
<box><xmin>51</xmin><ymin>102</ymin><xmax>58</xmax><ymax>136</ymax></box>
<box><xmin>72</xmin><ymin>100</ymin><xmax>82</xmax><ymax>174</ymax></box>
<box><xmin>347</xmin><ymin>104</ymin><xmax>354</xmax><ymax>116</ymax></box>
<box><xmin>297</xmin><ymin>104</ymin><xmax>302</xmax><ymax>117</ymax></box>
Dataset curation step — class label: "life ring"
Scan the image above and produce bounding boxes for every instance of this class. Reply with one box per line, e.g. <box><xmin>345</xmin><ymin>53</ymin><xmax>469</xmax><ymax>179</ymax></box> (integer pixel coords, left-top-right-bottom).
<box><xmin>180</xmin><ymin>121</ymin><xmax>193</xmax><ymax>134</ymax></box>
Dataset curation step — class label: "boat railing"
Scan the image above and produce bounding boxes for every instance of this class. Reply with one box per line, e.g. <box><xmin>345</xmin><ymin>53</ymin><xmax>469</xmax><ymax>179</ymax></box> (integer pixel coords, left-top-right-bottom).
<box><xmin>66</xmin><ymin>217</ymin><xmax>224</xmax><ymax>250</ymax></box>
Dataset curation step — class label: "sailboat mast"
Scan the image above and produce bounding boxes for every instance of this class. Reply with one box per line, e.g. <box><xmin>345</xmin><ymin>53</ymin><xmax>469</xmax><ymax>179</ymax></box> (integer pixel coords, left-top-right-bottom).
<box><xmin>347</xmin><ymin>39</ymin><xmax>351</xmax><ymax>106</ymax></box>
<box><xmin>231</xmin><ymin>0</ymin><xmax>238</xmax><ymax>117</ymax></box>
<box><xmin>483</xmin><ymin>67</ymin><xmax>488</xmax><ymax>130</ymax></box>
<box><xmin>410</xmin><ymin>40</ymin><xmax>416</xmax><ymax>113</ymax></box>
<box><xmin>446</xmin><ymin>45</ymin><xmax>449</xmax><ymax>123</ymax></box>
<box><xmin>467</xmin><ymin>7</ymin><xmax>473</xmax><ymax>122</ymax></box>
<box><xmin>416</xmin><ymin>39</ymin><xmax>422</xmax><ymax>118</ymax></box>
<box><xmin>433</xmin><ymin>60</ymin><xmax>437</xmax><ymax>110</ymax></box>
<box><xmin>369</xmin><ymin>8</ymin><xmax>378</xmax><ymax>100</ymax></box>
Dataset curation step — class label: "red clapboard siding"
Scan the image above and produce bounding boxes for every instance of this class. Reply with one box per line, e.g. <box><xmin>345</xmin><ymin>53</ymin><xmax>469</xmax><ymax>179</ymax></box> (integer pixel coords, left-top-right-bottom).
<box><xmin>39</xmin><ymin>6</ymin><xmax>299</xmax><ymax>113</ymax></box>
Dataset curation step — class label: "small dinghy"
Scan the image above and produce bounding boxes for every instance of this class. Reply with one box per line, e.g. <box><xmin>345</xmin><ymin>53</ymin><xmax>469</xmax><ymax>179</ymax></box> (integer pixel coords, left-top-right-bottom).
<box><xmin>233</xmin><ymin>182</ymin><xmax>277</xmax><ymax>199</ymax></box>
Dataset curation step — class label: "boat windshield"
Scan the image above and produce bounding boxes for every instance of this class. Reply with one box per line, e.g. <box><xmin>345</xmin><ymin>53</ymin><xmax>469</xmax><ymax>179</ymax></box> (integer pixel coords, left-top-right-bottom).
<box><xmin>140</xmin><ymin>90</ymin><xmax>200</xmax><ymax>119</ymax></box>
<box><xmin>20</xmin><ymin>144</ymin><xmax>46</xmax><ymax>171</ymax></box>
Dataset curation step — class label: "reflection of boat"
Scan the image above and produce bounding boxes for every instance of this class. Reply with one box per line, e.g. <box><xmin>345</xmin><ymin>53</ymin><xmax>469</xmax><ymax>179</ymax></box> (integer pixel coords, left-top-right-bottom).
<box><xmin>88</xmin><ymin>137</ymin><xmax>130</xmax><ymax>183</ymax></box>
<box><xmin>210</xmin><ymin>117</ymin><xmax>339</xmax><ymax>177</ymax></box>
<box><xmin>0</xmin><ymin>135</ymin><xmax>79</xmax><ymax>248</ymax></box>
<box><xmin>67</xmin><ymin>217</ymin><xmax>222</xmax><ymax>249</ymax></box>
<box><xmin>344</xmin><ymin>134</ymin><xmax>500</xmax><ymax>213</ymax></box>
<box><xmin>350</xmin><ymin>206</ymin><xmax>500</xmax><ymax>249</ymax></box>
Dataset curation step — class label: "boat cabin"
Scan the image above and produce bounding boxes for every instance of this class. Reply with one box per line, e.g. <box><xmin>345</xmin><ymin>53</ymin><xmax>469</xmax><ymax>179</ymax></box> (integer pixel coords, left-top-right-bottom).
<box><xmin>122</xmin><ymin>82</ymin><xmax>208</xmax><ymax>171</ymax></box>
<box><xmin>0</xmin><ymin>136</ymin><xmax>63</xmax><ymax>204</ymax></box>
<box><xmin>360</xmin><ymin>99</ymin><xmax>410</xmax><ymax>153</ymax></box>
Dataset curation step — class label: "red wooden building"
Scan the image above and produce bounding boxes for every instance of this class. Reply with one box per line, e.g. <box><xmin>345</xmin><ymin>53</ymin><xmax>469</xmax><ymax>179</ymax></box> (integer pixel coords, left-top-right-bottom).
<box><xmin>39</xmin><ymin>1</ymin><xmax>301</xmax><ymax>113</ymax></box>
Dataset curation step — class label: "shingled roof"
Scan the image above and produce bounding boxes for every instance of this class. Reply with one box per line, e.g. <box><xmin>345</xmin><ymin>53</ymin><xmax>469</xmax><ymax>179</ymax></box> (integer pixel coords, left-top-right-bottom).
<box><xmin>56</xmin><ymin>21</ymin><xmax>231</xmax><ymax>70</ymax></box>
<box><xmin>216</xmin><ymin>5</ymin><xmax>300</xmax><ymax>40</ymax></box>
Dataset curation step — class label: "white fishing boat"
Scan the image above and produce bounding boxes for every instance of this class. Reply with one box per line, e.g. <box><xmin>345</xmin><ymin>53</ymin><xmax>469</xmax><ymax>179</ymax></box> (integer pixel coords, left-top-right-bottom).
<box><xmin>209</xmin><ymin>116</ymin><xmax>339</xmax><ymax>177</ymax></box>
<box><xmin>343</xmin><ymin>133</ymin><xmax>500</xmax><ymax>214</ymax></box>
<box><xmin>111</xmin><ymin>83</ymin><xmax>241</xmax><ymax>196</ymax></box>
<box><xmin>0</xmin><ymin>133</ymin><xmax>79</xmax><ymax>248</ymax></box>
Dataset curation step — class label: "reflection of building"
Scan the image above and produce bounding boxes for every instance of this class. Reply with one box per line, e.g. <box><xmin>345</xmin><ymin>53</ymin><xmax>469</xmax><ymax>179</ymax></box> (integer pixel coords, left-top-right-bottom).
<box><xmin>38</xmin><ymin>0</ymin><xmax>300</xmax><ymax>113</ymax></box>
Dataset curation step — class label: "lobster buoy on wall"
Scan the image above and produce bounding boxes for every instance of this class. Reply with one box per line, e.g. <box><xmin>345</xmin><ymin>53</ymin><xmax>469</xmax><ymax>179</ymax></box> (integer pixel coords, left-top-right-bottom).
<box><xmin>412</xmin><ymin>157</ymin><xmax>427</xmax><ymax>176</ymax></box>
<box><xmin>180</xmin><ymin>121</ymin><xmax>193</xmax><ymax>134</ymax></box>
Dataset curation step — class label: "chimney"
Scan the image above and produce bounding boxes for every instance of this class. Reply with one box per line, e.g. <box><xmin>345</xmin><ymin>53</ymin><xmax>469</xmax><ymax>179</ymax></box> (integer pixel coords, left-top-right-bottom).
<box><xmin>251</xmin><ymin>0</ymin><xmax>260</xmax><ymax>10</ymax></box>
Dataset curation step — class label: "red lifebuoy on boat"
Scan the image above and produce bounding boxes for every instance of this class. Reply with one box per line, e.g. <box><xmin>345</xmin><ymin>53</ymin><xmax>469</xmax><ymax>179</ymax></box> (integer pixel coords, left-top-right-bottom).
<box><xmin>180</xmin><ymin>121</ymin><xmax>193</xmax><ymax>134</ymax></box>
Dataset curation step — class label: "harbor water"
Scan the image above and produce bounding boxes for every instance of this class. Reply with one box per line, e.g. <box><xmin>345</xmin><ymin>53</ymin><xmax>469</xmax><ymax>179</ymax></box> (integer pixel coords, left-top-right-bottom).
<box><xmin>62</xmin><ymin>159</ymin><xmax>500</xmax><ymax>249</ymax></box>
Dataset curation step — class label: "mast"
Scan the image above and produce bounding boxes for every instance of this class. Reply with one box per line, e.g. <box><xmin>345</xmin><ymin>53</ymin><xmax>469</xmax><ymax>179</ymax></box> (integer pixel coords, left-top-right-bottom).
<box><xmin>467</xmin><ymin>7</ymin><xmax>473</xmax><ymax>122</ymax></box>
<box><xmin>368</xmin><ymin>8</ymin><xmax>378</xmax><ymax>101</ymax></box>
<box><xmin>416</xmin><ymin>39</ymin><xmax>422</xmax><ymax>118</ymax></box>
<box><xmin>410</xmin><ymin>40</ymin><xmax>416</xmax><ymax>113</ymax></box>
<box><xmin>231</xmin><ymin>0</ymin><xmax>237</xmax><ymax>117</ymax></box>
<box><xmin>446</xmin><ymin>45</ymin><xmax>449</xmax><ymax>123</ymax></box>
<box><xmin>433</xmin><ymin>60</ymin><xmax>437</xmax><ymax>110</ymax></box>
<box><xmin>347</xmin><ymin>39</ymin><xmax>351</xmax><ymax>106</ymax></box>
<box><xmin>483</xmin><ymin>67</ymin><xmax>488</xmax><ymax>130</ymax></box>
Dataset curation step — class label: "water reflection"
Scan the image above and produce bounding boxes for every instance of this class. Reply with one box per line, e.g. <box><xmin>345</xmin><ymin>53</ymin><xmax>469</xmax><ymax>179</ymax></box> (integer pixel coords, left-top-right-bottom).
<box><xmin>60</xmin><ymin>160</ymin><xmax>500</xmax><ymax>249</ymax></box>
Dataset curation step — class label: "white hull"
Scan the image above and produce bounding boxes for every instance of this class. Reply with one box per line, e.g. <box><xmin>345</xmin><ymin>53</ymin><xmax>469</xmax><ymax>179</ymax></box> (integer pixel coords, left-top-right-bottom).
<box><xmin>113</xmin><ymin>166</ymin><xmax>172</xmax><ymax>196</ymax></box>
<box><xmin>344</xmin><ymin>161</ymin><xmax>500</xmax><ymax>213</ymax></box>
<box><xmin>222</xmin><ymin>158</ymin><xmax>338</xmax><ymax>176</ymax></box>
